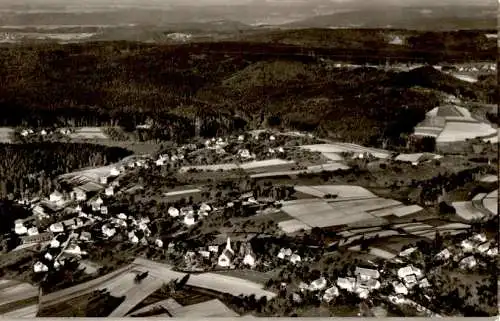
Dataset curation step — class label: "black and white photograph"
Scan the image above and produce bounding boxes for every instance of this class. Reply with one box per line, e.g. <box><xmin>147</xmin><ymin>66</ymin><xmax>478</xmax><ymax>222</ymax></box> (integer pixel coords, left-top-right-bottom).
<box><xmin>0</xmin><ymin>0</ymin><xmax>497</xmax><ymax>318</ymax></box>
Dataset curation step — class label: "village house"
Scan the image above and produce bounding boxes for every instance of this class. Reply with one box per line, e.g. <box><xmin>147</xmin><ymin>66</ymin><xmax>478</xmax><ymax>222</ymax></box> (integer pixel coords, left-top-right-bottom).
<box><xmin>290</xmin><ymin>254</ymin><xmax>301</xmax><ymax>264</ymax></box>
<box><xmin>49</xmin><ymin>223</ymin><xmax>64</xmax><ymax>233</ymax></box>
<box><xmin>50</xmin><ymin>239</ymin><xmax>61</xmax><ymax>248</ymax></box>
<box><xmin>322</xmin><ymin>286</ymin><xmax>339</xmax><ymax>302</ymax></box>
<box><xmin>44</xmin><ymin>253</ymin><xmax>53</xmax><ymax>261</ymax></box>
<box><xmin>49</xmin><ymin>191</ymin><xmax>65</xmax><ymax>205</ymax></box>
<box><xmin>14</xmin><ymin>222</ymin><xmax>28</xmax><ymax>235</ymax></box>
<box><xmin>461</xmin><ymin>239</ymin><xmax>475</xmax><ymax>252</ymax></box>
<box><xmin>80</xmin><ymin>231</ymin><xmax>92</xmax><ymax>242</ymax></box>
<box><xmin>34</xmin><ymin>262</ymin><xmax>49</xmax><ymax>273</ymax></box>
<box><xmin>32</xmin><ymin>205</ymin><xmax>49</xmax><ymax>220</ymax></box>
<box><xmin>105</xmin><ymin>186</ymin><xmax>114</xmax><ymax>196</ymax></box>
<box><xmin>21</xmin><ymin>232</ymin><xmax>53</xmax><ymax>245</ymax></box>
<box><xmin>392</xmin><ymin>281</ymin><xmax>408</xmax><ymax>295</ymax></box>
<box><xmin>309</xmin><ymin>277</ymin><xmax>327</xmax><ymax>291</ymax></box>
<box><xmin>199</xmin><ymin>250</ymin><xmax>210</xmax><ymax>259</ymax></box>
<box><xmin>100</xmin><ymin>206</ymin><xmax>108</xmax><ymax>215</ymax></box>
<box><xmin>168</xmin><ymin>207</ymin><xmax>180</xmax><ymax>217</ymax></box>
<box><xmin>27</xmin><ymin>227</ymin><xmax>39</xmax><ymax>236</ymax></box>
<box><xmin>355</xmin><ymin>267</ymin><xmax>380</xmax><ymax>281</ymax></box>
<box><xmin>459</xmin><ymin>256</ymin><xmax>477</xmax><ymax>270</ymax></box>
<box><xmin>102</xmin><ymin>225</ymin><xmax>116</xmax><ymax>238</ymax></box>
<box><xmin>183</xmin><ymin>213</ymin><xmax>196</xmax><ymax>226</ymax></box>
<box><xmin>397</xmin><ymin>265</ymin><xmax>422</xmax><ymax>280</ymax></box>
<box><xmin>155</xmin><ymin>239</ymin><xmax>164</xmax><ymax>248</ymax></box>
<box><xmin>435</xmin><ymin>248</ymin><xmax>451</xmax><ymax>261</ymax></box>
<box><xmin>208</xmin><ymin>245</ymin><xmax>219</xmax><ymax>253</ymax></box>
<box><xmin>243</xmin><ymin>250</ymin><xmax>257</xmax><ymax>268</ymax></box>
<box><xmin>109</xmin><ymin>167</ymin><xmax>121</xmax><ymax>177</ymax></box>
<box><xmin>337</xmin><ymin>277</ymin><xmax>356</xmax><ymax>292</ymax></box>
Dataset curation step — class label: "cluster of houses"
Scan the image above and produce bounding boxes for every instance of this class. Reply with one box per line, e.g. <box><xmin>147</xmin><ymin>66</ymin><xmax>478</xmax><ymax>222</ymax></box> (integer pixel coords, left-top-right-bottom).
<box><xmin>434</xmin><ymin>233</ymin><xmax>498</xmax><ymax>270</ymax></box>
<box><xmin>283</xmin><ymin>266</ymin><xmax>382</xmax><ymax>305</ymax></box>
<box><xmin>18</xmin><ymin>128</ymin><xmax>72</xmax><ymax>138</ymax></box>
<box><xmin>175</xmin><ymin>237</ymin><xmax>258</xmax><ymax>271</ymax></box>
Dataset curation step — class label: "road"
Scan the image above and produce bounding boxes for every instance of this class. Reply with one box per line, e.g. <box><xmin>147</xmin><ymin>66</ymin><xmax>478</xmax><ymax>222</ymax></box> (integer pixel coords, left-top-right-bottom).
<box><xmin>41</xmin><ymin>257</ymin><xmax>276</xmax><ymax>315</ymax></box>
<box><xmin>0</xmin><ymin>304</ymin><xmax>38</xmax><ymax>318</ymax></box>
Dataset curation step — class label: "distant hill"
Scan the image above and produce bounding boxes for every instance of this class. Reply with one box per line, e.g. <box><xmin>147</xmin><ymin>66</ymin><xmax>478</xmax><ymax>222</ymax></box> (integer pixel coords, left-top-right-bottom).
<box><xmin>0</xmin><ymin>39</ymin><xmax>495</xmax><ymax>148</ymax></box>
<box><xmin>283</xmin><ymin>6</ymin><xmax>497</xmax><ymax>30</ymax></box>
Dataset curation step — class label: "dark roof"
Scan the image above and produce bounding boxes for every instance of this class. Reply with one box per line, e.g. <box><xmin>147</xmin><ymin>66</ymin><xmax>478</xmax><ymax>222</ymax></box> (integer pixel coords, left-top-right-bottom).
<box><xmin>75</xmin><ymin>182</ymin><xmax>104</xmax><ymax>193</ymax></box>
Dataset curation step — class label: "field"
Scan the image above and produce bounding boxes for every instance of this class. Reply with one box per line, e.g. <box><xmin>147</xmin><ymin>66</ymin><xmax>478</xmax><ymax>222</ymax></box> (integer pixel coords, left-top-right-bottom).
<box><xmin>69</xmin><ymin>127</ymin><xmax>109</xmax><ymax>140</ymax></box>
<box><xmin>294</xmin><ymin>185</ymin><xmax>376</xmax><ymax>199</ymax></box>
<box><xmin>40</xmin><ymin>257</ymin><xmax>276</xmax><ymax>316</ymax></box>
<box><xmin>0</xmin><ymin>127</ymin><xmax>13</xmax><ymax>143</ymax></box>
<box><xmin>452</xmin><ymin>201</ymin><xmax>486</xmax><ymax>220</ymax></box>
<box><xmin>436</xmin><ymin>121</ymin><xmax>498</xmax><ymax>143</ymax></box>
<box><xmin>0</xmin><ymin>280</ymin><xmax>38</xmax><ymax>312</ymax></box>
<box><xmin>168</xmin><ymin>299</ymin><xmax>239</xmax><ymax>317</ymax></box>
<box><xmin>299</xmin><ymin>143</ymin><xmax>392</xmax><ymax>159</ymax></box>
<box><xmin>211</xmin><ymin>269</ymin><xmax>272</xmax><ymax>285</ymax></box>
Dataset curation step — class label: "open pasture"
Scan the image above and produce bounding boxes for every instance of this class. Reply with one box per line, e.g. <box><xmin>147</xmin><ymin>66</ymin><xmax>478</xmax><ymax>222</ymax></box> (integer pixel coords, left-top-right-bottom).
<box><xmin>294</xmin><ymin>185</ymin><xmax>376</xmax><ymax>199</ymax></box>
<box><xmin>168</xmin><ymin>299</ymin><xmax>239</xmax><ymax>317</ymax></box>
<box><xmin>436</xmin><ymin>121</ymin><xmax>497</xmax><ymax>143</ymax></box>
<box><xmin>69</xmin><ymin>127</ymin><xmax>109</xmax><ymax>140</ymax></box>
<box><xmin>0</xmin><ymin>127</ymin><xmax>13</xmax><ymax>143</ymax></box>
<box><xmin>452</xmin><ymin>201</ymin><xmax>485</xmax><ymax>220</ymax></box>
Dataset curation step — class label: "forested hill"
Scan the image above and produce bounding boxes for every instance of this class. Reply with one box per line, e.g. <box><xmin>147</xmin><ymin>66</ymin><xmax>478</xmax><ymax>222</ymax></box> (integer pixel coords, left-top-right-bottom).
<box><xmin>0</xmin><ymin>143</ymin><xmax>132</xmax><ymax>200</ymax></box>
<box><xmin>0</xmin><ymin>32</ymin><xmax>496</xmax><ymax>147</ymax></box>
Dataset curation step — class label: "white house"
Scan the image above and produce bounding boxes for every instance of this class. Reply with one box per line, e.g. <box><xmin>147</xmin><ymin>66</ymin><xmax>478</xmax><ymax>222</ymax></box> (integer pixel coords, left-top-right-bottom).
<box><xmin>238</xmin><ymin>149</ymin><xmax>251</xmax><ymax>159</ymax></box>
<box><xmin>459</xmin><ymin>256</ymin><xmax>477</xmax><ymax>269</ymax></box>
<box><xmin>397</xmin><ymin>265</ymin><xmax>422</xmax><ymax>279</ymax></box>
<box><xmin>461</xmin><ymin>239</ymin><xmax>475</xmax><ymax>252</ymax></box>
<box><xmin>49</xmin><ymin>191</ymin><xmax>64</xmax><ymax>204</ymax></box>
<box><xmin>180</xmin><ymin>207</ymin><xmax>194</xmax><ymax>216</ymax></box>
<box><xmin>49</xmin><ymin>223</ymin><xmax>64</xmax><ymax>233</ymax></box>
<box><xmin>208</xmin><ymin>245</ymin><xmax>219</xmax><ymax>253</ymax></box>
<box><xmin>80</xmin><ymin>231</ymin><xmax>92</xmax><ymax>242</ymax></box>
<box><xmin>40</xmin><ymin>129</ymin><xmax>47</xmax><ymax>136</ymax></box>
<box><xmin>101</xmin><ymin>225</ymin><xmax>116</xmax><ymax>238</ymax></box>
<box><xmin>403</xmin><ymin>275</ymin><xmax>418</xmax><ymax>288</ymax></box>
<box><xmin>27</xmin><ymin>227</ymin><xmax>39</xmax><ymax>236</ymax></box>
<box><xmin>155</xmin><ymin>239</ymin><xmax>164</xmax><ymax>248</ymax></box>
<box><xmin>355</xmin><ymin>287</ymin><xmax>370</xmax><ymax>299</ymax></box>
<box><xmin>14</xmin><ymin>223</ymin><xmax>28</xmax><ymax>235</ymax></box>
<box><xmin>435</xmin><ymin>248</ymin><xmax>451</xmax><ymax>260</ymax></box>
<box><xmin>269</xmin><ymin>135</ymin><xmax>276</xmax><ymax>141</ymax></box>
<box><xmin>44</xmin><ymin>253</ymin><xmax>53</xmax><ymax>261</ymax></box>
<box><xmin>419</xmin><ymin>278</ymin><xmax>430</xmax><ymax>288</ymax></box>
<box><xmin>50</xmin><ymin>239</ymin><xmax>61</xmax><ymax>248</ymax></box>
<box><xmin>472</xmin><ymin>234</ymin><xmax>487</xmax><ymax>244</ymax></box>
<box><xmin>309</xmin><ymin>277</ymin><xmax>327</xmax><ymax>291</ymax></box>
<box><xmin>355</xmin><ymin>267</ymin><xmax>380</xmax><ymax>280</ymax></box>
<box><xmin>105</xmin><ymin>187</ymin><xmax>114</xmax><ymax>196</ymax></box>
<box><xmin>64</xmin><ymin>244</ymin><xmax>86</xmax><ymax>256</ymax></box>
<box><xmin>238</xmin><ymin>135</ymin><xmax>245</xmax><ymax>141</ymax></box>
<box><xmin>168</xmin><ymin>207</ymin><xmax>180</xmax><ymax>217</ymax></box>
<box><xmin>200</xmin><ymin>203</ymin><xmax>212</xmax><ymax>213</ymax></box>
<box><xmin>99</xmin><ymin>176</ymin><xmax>108</xmax><ymax>185</ymax></box>
<box><xmin>100</xmin><ymin>206</ymin><xmax>108</xmax><ymax>215</ymax></box>
<box><xmin>73</xmin><ymin>189</ymin><xmax>87</xmax><ymax>201</ymax></box>
<box><xmin>183</xmin><ymin>213</ymin><xmax>196</xmax><ymax>226</ymax></box>
<box><xmin>477</xmin><ymin>242</ymin><xmax>490</xmax><ymax>254</ymax></box>
<box><xmin>486</xmin><ymin>247</ymin><xmax>498</xmax><ymax>257</ymax></box>
<box><xmin>218</xmin><ymin>248</ymin><xmax>234</xmax><ymax>267</ymax></box>
<box><xmin>21</xmin><ymin>129</ymin><xmax>29</xmax><ymax>137</ymax></box>
<box><xmin>95</xmin><ymin>197</ymin><xmax>104</xmax><ymax>206</ymax></box>
<box><xmin>243</xmin><ymin>252</ymin><xmax>257</xmax><ymax>268</ymax></box>
<box><xmin>117</xmin><ymin>213</ymin><xmax>127</xmax><ymax>220</ymax></box>
<box><xmin>277</xmin><ymin>147</ymin><xmax>285</xmax><ymax>153</ymax></box>
<box><xmin>336</xmin><ymin>277</ymin><xmax>355</xmax><ymax>292</ymax></box>
<box><xmin>392</xmin><ymin>281</ymin><xmax>408</xmax><ymax>295</ymax></box>
<box><xmin>34</xmin><ymin>262</ymin><xmax>49</xmax><ymax>273</ymax></box>
<box><xmin>109</xmin><ymin>167</ymin><xmax>121</xmax><ymax>177</ymax></box>
<box><xmin>290</xmin><ymin>254</ymin><xmax>301</xmax><ymax>264</ymax></box>
<box><xmin>199</xmin><ymin>250</ymin><xmax>210</xmax><ymax>258</ymax></box>
<box><xmin>322</xmin><ymin>286</ymin><xmax>339</xmax><ymax>302</ymax></box>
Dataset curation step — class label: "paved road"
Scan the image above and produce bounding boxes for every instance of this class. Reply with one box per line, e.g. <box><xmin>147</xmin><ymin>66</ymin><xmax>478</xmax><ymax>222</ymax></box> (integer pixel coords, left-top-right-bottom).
<box><xmin>41</xmin><ymin>257</ymin><xmax>276</xmax><ymax>314</ymax></box>
<box><xmin>0</xmin><ymin>304</ymin><xmax>38</xmax><ymax>318</ymax></box>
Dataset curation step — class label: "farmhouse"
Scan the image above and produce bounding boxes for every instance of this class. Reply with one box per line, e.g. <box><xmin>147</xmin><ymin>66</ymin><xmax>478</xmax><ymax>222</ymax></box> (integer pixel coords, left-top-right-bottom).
<box><xmin>309</xmin><ymin>277</ymin><xmax>327</xmax><ymax>291</ymax></box>
<box><xmin>322</xmin><ymin>286</ymin><xmax>339</xmax><ymax>302</ymax></box>
<box><xmin>459</xmin><ymin>256</ymin><xmax>477</xmax><ymax>269</ymax></box>
<box><xmin>355</xmin><ymin>267</ymin><xmax>380</xmax><ymax>280</ymax></box>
